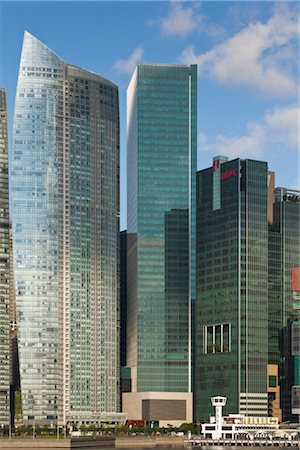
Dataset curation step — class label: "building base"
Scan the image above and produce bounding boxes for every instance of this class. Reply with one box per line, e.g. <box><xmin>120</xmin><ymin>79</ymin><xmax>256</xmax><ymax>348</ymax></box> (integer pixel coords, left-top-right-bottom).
<box><xmin>122</xmin><ymin>392</ymin><xmax>192</xmax><ymax>427</ymax></box>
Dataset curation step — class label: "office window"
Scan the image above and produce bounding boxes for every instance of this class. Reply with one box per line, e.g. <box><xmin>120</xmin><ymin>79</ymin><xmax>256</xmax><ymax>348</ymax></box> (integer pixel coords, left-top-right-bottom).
<box><xmin>203</xmin><ymin>323</ymin><xmax>231</xmax><ymax>354</ymax></box>
<box><xmin>268</xmin><ymin>375</ymin><xmax>277</xmax><ymax>388</ymax></box>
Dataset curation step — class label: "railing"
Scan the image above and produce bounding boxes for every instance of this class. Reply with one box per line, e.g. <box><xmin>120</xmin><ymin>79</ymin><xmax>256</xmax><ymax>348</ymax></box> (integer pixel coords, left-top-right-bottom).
<box><xmin>184</xmin><ymin>437</ymin><xmax>300</xmax><ymax>447</ymax></box>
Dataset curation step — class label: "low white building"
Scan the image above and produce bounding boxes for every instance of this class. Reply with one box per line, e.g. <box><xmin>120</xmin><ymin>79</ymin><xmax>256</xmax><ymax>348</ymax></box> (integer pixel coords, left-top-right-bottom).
<box><xmin>201</xmin><ymin>396</ymin><xmax>279</xmax><ymax>439</ymax></box>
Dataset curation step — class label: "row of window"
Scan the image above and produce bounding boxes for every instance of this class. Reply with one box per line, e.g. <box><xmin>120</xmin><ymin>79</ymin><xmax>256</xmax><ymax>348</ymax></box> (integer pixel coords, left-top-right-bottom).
<box><xmin>203</xmin><ymin>323</ymin><xmax>231</xmax><ymax>354</ymax></box>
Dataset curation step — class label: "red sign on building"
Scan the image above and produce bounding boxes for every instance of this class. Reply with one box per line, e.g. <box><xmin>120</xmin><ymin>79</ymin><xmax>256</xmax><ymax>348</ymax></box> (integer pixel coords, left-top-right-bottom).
<box><xmin>291</xmin><ymin>268</ymin><xmax>300</xmax><ymax>293</ymax></box>
<box><xmin>212</xmin><ymin>159</ymin><xmax>220</xmax><ymax>172</ymax></box>
<box><xmin>220</xmin><ymin>168</ymin><xmax>238</xmax><ymax>180</ymax></box>
<box><xmin>126</xmin><ymin>419</ymin><xmax>146</xmax><ymax>427</ymax></box>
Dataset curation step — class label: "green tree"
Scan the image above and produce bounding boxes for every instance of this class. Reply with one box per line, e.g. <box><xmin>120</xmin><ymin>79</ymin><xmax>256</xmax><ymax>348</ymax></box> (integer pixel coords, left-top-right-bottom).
<box><xmin>179</xmin><ymin>422</ymin><xmax>197</xmax><ymax>433</ymax></box>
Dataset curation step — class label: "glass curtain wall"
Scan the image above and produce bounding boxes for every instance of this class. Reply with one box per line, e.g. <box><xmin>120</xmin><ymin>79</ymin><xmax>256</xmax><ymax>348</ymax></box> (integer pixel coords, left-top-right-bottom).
<box><xmin>11</xmin><ymin>32</ymin><xmax>120</xmax><ymax>424</ymax></box>
<box><xmin>0</xmin><ymin>88</ymin><xmax>10</xmax><ymax>425</ymax></box>
<box><xmin>127</xmin><ymin>64</ymin><xmax>197</xmax><ymax>393</ymax></box>
<box><xmin>195</xmin><ymin>158</ymin><xmax>268</xmax><ymax>422</ymax></box>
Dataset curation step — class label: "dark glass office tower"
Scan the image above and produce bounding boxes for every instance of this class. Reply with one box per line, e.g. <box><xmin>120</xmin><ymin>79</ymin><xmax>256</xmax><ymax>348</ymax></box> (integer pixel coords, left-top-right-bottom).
<box><xmin>195</xmin><ymin>157</ymin><xmax>269</xmax><ymax>422</ymax></box>
<box><xmin>120</xmin><ymin>230</ymin><xmax>127</xmax><ymax>369</ymax></box>
<box><xmin>268</xmin><ymin>188</ymin><xmax>300</xmax><ymax>421</ymax></box>
<box><xmin>120</xmin><ymin>231</ymin><xmax>131</xmax><ymax>397</ymax></box>
<box><xmin>0</xmin><ymin>88</ymin><xmax>10</xmax><ymax>426</ymax></box>
<box><xmin>11</xmin><ymin>32</ymin><xmax>120</xmax><ymax>425</ymax></box>
<box><xmin>272</xmin><ymin>189</ymin><xmax>300</xmax><ymax>328</ymax></box>
<box><xmin>291</xmin><ymin>268</ymin><xmax>300</xmax><ymax>418</ymax></box>
<box><xmin>124</xmin><ymin>64</ymin><xmax>197</xmax><ymax>426</ymax></box>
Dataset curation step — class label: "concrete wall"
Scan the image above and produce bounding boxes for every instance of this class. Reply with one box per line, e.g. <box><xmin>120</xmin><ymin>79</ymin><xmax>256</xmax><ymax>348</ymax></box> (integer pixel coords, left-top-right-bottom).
<box><xmin>123</xmin><ymin>391</ymin><xmax>193</xmax><ymax>427</ymax></box>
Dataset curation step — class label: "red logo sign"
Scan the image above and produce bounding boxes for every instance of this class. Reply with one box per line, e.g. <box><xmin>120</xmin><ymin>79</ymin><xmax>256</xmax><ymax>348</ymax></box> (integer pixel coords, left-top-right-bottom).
<box><xmin>220</xmin><ymin>168</ymin><xmax>238</xmax><ymax>180</ymax></box>
<box><xmin>212</xmin><ymin>160</ymin><xmax>220</xmax><ymax>172</ymax></box>
<box><xmin>291</xmin><ymin>268</ymin><xmax>300</xmax><ymax>293</ymax></box>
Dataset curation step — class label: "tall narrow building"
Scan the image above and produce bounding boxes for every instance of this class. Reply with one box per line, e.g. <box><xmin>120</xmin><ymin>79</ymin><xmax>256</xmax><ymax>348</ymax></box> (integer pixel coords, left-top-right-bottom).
<box><xmin>268</xmin><ymin>187</ymin><xmax>300</xmax><ymax>421</ymax></box>
<box><xmin>124</xmin><ymin>64</ymin><xmax>197</xmax><ymax>426</ymax></box>
<box><xmin>120</xmin><ymin>230</ymin><xmax>127</xmax><ymax>370</ymax></box>
<box><xmin>11</xmin><ymin>31</ymin><xmax>120</xmax><ymax>425</ymax></box>
<box><xmin>195</xmin><ymin>157</ymin><xmax>269</xmax><ymax>422</ymax></box>
<box><xmin>291</xmin><ymin>268</ymin><xmax>300</xmax><ymax>418</ymax></box>
<box><xmin>0</xmin><ymin>88</ymin><xmax>10</xmax><ymax>426</ymax></box>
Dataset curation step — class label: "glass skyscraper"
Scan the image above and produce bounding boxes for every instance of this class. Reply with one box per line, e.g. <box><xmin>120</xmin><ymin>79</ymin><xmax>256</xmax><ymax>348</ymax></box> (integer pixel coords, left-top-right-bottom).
<box><xmin>120</xmin><ymin>230</ymin><xmax>127</xmax><ymax>369</ymax></box>
<box><xmin>0</xmin><ymin>88</ymin><xmax>10</xmax><ymax>426</ymax></box>
<box><xmin>11</xmin><ymin>32</ymin><xmax>120</xmax><ymax>425</ymax></box>
<box><xmin>269</xmin><ymin>188</ymin><xmax>300</xmax><ymax>339</ymax></box>
<box><xmin>195</xmin><ymin>157</ymin><xmax>269</xmax><ymax>422</ymax></box>
<box><xmin>268</xmin><ymin>187</ymin><xmax>300</xmax><ymax>421</ymax></box>
<box><xmin>124</xmin><ymin>64</ymin><xmax>197</xmax><ymax>426</ymax></box>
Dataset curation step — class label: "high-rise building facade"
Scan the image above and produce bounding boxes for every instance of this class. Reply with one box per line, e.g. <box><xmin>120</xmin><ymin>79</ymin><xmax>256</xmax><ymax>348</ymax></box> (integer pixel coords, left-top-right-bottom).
<box><xmin>291</xmin><ymin>268</ymin><xmax>300</xmax><ymax>418</ymax></box>
<box><xmin>195</xmin><ymin>157</ymin><xmax>269</xmax><ymax>422</ymax></box>
<box><xmin>9</xmin><ymin>223</ymin><xmax>21</xmax><ymax>428</ymax></box>
<box><xmin>120</xmin><ymin>231</ymin><xmax>131</xmax><ymax>399</ymax></box>
<box><xmin>269</xmin><ymin>188</ymin><xmax>300</xmax><ymax>342</ymax></box>
<box><xmin>124</xmin><ymin>64</ymin><xmax>197</xmax><ymax>426</ymax></box>
<box><xmin>268</xmin><ymin>188</ymin><xmax>300</xmax><ymax>421</ymax></box>
<box><xmin>120</xmin><ymin>230</ymin><xmax>127</xmax><ymax>370</ymax></box>
<box><xmin>0</xmin><ymin>88</ymin><xmax>10</xmax><ymax>426</ymax></box>
<box><xmin>11</xmin><ymin>32</ymin><xmax>120</xmax><ymax>425</ymax></box>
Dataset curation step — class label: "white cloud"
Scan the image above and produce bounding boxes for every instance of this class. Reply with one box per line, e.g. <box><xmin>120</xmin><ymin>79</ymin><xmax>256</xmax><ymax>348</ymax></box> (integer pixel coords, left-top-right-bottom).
<box><xmin>113</xmin><ymin>47</ymin><xmax>144</xmax><ymax>75</ymax></box>
<box><xmin>180</xmin><ymin>4</ymin><xmax>298</xmax><ymax>97</ymax></box>
<box><xmin>199</xmin><ymin>105</ymin><xmax>299</xmax><ymax>160</ymax></box>
<box><xmin>156</xmin><ymin>1</ymin><xmax>225</xmax><ymax>39</ymax></box>
<box><xmin>228</xmin><ymin>4</ymin><xmax>263</xmax><ymax>29</ymax></box>
<box><xmin>160</xmin><ymin>1</ymin><xmax>202</xmax><ymax>37</ymax></box>
<box><xmin>264</xmin><ymin>106</ymin><xmax>299</xmax><ymax>148</ymax></box>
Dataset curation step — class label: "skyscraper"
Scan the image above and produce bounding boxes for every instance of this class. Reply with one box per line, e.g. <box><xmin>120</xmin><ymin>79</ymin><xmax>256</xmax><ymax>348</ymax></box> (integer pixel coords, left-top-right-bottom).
<box><xmin>269</xmin><ymin>188</ymin><xmax>300</xmax><ymax>343</ymax></box>
<box><xmin>195</xmin><ymin>157</ymin><xmax>269</xmax><ymax>422</ymax></box>
<box><xmin>268</xmin><ymin>187</ymin><xmax>300</xmax><ymax>421</ymax></box>
<box><xmin>0</xmin><ymin>88</ymin><xmax>10</xmax><ymax>426</ymax></box>
<box><xmin>120</xmin><ymin>230</ymin><xmax>131</xmax><ymax>400</ymax></box>
<box><xmin>291</xmin><ymin>268</ymin><xmax>300</xmax><ymax>418</ymax></box>
<box><xmin>11</xmin><ymin>31</ymin><xmax>120</xmax><ymax>425</ymax></box>
<box><xmin>120</xmin><ymin>230</ymin><xmax>127</xmax><ymax>370</ymax></box>
<box><xmin>124</xmin><ymin>64</ymin><xmax>197</xmax><ymax>426</ymax></box>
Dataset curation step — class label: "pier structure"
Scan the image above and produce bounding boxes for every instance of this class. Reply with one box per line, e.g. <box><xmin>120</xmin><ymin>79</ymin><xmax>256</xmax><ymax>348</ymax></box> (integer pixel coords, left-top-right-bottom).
<box><xmin>201</xmin><ymin>396</ymin><xmax>282</xmax><ymax>440</ymax></box>
<box><xmin>185</xmin><ymin>437</ymin><xmax>300</xmax><ymax>447</ymax></box>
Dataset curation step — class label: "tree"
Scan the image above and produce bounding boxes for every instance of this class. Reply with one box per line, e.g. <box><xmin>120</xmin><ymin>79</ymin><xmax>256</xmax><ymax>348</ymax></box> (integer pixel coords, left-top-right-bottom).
<box><xmin>179</xmin><ymin>422</ymin><xmax>197</xmax><ymax>434</ymax></box>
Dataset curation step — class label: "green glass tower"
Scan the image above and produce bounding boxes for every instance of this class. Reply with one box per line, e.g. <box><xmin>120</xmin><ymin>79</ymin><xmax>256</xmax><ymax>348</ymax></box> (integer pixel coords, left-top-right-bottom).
<box><xmin>268</xmin><ymin>188</ymin><xmax>300</xmax><ymax>421</ymax></box>
<box><xmin>195</xmin><ymin>157</ymin><xmax>269</xmax><ymax>422</ymax></box>
<box><xmin>0</xmin><ymin>88</ymin><xmax>10</xmax><ymax>426</ymax></box>
<box><xmin>11</xmin><ymin>32</ymin><xmax>120</xmax><ymax>425</ymax></box>
<box><xmin>291</xmin><ymin>267</ymin><xmax>300</xmax><ymax>419</ymax></box>
<box><xmin>124</xmin><ymin>64</ymin><xmax>197</xmax><ymax>426</ymax></box>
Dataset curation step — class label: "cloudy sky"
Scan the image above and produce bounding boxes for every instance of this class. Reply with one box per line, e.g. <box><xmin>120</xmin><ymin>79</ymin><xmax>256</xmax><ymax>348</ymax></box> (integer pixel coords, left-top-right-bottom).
<box><xmin>0</xmin><ymin>1</ymin><xmax>298</xmax><ymax>230</ymax></box>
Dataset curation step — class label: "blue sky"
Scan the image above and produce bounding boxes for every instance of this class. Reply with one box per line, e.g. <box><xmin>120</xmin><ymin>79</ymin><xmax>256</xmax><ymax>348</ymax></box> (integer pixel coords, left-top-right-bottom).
<box><xmin>0</xmin><ymin>1</ymin><xmax>298</xmax><ymax>230</ymax></box>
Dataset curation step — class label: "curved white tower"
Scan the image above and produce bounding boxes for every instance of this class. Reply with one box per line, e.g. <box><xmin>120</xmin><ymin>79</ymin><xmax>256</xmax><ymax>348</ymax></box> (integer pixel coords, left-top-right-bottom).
<box><xmin>11</xmin><ymin>31</ymin><xmax>120</xmax><ymax>425</ymax></box>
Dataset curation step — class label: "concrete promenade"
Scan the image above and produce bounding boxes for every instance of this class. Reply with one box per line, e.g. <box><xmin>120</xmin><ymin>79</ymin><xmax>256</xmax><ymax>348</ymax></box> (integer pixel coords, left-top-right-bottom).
<box><xmin>0</xmin><ymin>437</ymin><xmax>115</xmax><ymax>448</ymax></box>
<box><xmin>116</xmin><ymin>436</ymin><xmax>185</xmax><ymax>447</ymax></box>
<box><xmin>0</xmin><ymin>436</ymin><xmax>185</xmax><ymax>449</ymax></box>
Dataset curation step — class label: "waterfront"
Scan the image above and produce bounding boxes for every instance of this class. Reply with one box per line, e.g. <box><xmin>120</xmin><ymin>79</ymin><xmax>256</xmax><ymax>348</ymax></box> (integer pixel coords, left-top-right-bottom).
<box><xmin>0</xmin><ymin>438</ymin><xmax>299</xmax><ymax>449</ymax></box>
<box><xmin>0</xmin><ymin>446</ymin><xmax>297</xmax><ymax>450</ymax></box>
